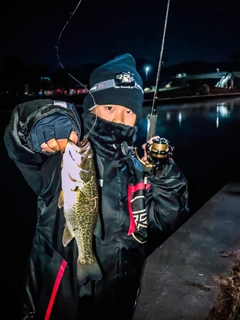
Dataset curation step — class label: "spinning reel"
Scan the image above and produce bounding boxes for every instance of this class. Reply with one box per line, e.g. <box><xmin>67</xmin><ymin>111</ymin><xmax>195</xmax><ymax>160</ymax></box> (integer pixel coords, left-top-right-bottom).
<box><xmin>135</xmin><ymin>137</ymin><xmax>174</xmax><ymax>171</ymax></box>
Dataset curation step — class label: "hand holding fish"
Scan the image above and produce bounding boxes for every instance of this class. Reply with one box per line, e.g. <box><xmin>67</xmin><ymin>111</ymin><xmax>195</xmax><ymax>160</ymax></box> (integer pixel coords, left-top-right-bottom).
<box><xmin>31</xmin><ymin>114</ymin><xmax>80</xmax><ymax>153</ymax></box>
<box><xmin>40</xmin><ymin>131</ymin><xmax>79</xmax><ymax>153</ymax></box>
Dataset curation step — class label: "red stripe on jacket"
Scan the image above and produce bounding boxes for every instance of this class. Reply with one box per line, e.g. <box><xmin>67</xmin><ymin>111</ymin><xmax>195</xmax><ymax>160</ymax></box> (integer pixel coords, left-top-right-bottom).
<box><xmin>44</xmin><ymin>260</ymin><xmax>67</xmax><ymax>320</ymax></box>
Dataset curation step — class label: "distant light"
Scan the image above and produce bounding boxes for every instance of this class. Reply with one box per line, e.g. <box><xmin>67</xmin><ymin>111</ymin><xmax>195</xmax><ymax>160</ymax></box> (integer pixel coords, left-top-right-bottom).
<box><xmin>178</xmin><ymin>112</ymin><xmax>182</xmax><ymax>124</ymax></box>
<box><xmin>145</xmin><ymin>66</ymin><xmax>151</xmax><ymax>81</ymax></box>
<box><xmin>216</xmin><ymin>68</ymin><xmax>220</xmax><ymax>72</ymax></box>
<box><xmin>176</xmin><ymin>73</ymin><xmax>186</xmax><ymax>78</ymax></box>
<box><xmin>40</xmin><ymin>77</ymin><xmax>51</xmax><ymax>82</ymax></box>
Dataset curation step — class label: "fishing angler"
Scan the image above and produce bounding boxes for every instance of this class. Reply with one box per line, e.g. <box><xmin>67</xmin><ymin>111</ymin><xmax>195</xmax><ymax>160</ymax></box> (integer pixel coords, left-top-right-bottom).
<box><xmin>4</xmin><ymin>0</ymin><xmax>190</xmax><ymax>319</ymax></box>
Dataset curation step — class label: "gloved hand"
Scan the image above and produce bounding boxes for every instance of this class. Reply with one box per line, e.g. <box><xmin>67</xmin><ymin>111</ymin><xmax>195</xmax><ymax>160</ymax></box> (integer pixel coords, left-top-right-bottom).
<box><xmin>31</xmin><ymin>113</ymin><xmax>79</xmax><ymax>153</ymax></box>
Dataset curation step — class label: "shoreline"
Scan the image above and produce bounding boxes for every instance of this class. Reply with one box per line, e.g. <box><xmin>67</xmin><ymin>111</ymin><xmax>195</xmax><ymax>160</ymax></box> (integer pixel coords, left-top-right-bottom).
<box><xmin>1</xmin><ymin>91</ymin><xmax>240</xmax><ymax>111</ymax></box>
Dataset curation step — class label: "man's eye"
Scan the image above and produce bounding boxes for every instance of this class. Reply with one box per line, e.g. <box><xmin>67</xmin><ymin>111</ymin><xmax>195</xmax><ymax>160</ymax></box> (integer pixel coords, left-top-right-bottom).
<box><xmin>127</xmin><ymin>110</ymin><xmax>133</xmax><ymax>114</ymax></box>
<box><xmin>106</xmin><ymin>106</ymin><xmax>113</xmax><ymax>111</ymax></box>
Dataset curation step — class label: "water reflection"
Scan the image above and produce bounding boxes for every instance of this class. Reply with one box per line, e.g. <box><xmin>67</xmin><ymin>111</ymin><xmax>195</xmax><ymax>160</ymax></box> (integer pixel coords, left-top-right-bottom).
<box><xmin>178</xmin><ymin>111</ymin><xmax>182</xmax><ymax>127</ymax></box>
<box><xmin>215</xmin><ymin>102</ymin><xmax>232</xmax><ymax>128</ymax></box>
<box><xmin>138</xmin><ymin>97</ymin><xmax>240</xmax><ymax>142</ymax></box>
<box><xmin>136</xmin><ymin>96</ymin><xmax>240</xmax><ymax>213</ymax></box>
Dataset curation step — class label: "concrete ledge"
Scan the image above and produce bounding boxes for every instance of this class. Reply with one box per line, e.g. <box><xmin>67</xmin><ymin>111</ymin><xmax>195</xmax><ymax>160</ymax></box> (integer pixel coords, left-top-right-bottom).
<box><xmin>134</xmin><ymin>178</ymin><xmax>240</xmax><ymax>320</ymax></box>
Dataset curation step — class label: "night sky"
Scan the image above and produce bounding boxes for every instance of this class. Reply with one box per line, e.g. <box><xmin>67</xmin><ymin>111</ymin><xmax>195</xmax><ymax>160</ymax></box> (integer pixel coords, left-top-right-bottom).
<box><xmin>0</xmin><ymin>0</ymin><xmax>239</xmax><ymax>71</ymax></box>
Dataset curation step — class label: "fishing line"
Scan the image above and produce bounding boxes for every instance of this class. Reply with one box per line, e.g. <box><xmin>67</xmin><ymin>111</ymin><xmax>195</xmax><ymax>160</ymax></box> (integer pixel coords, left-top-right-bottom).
<box><xmin>55</xmin><ymin>0</ymin><xmax>98</xmax><ymax>136</ymax></box>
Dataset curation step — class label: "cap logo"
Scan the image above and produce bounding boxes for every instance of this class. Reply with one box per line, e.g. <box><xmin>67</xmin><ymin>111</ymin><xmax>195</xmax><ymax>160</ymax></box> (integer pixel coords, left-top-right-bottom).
<box><xmin>89</xmin><ymin>72</ymin><xmax>143</xmax><ymax>94</ymax></box>
<box><xmin>115</xmin><ymin>72</ymin><xmax>135</xmax><ymax>86</ymax></box>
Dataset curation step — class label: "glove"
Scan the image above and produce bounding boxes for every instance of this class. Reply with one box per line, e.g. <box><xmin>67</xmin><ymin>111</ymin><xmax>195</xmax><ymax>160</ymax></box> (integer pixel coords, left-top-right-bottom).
<box><xmin>31</xmin><ymin>113</ymin><xmax>76</xmax><ymax>152</ymax></box>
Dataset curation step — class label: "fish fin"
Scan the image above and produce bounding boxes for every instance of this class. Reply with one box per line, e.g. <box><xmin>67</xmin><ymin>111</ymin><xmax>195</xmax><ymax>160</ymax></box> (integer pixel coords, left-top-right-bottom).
<box><xmin>58</xmin><ymin>190</ymin><xmax>64</xmax><ymax>209</ymax></box>
<box><xmin>62</xmin><ymin>225</ymin><xmax>74</xmax><ymax>247</ymax></box>
<box><xmin>77</xmin><ymin>256</ymin><xmax>102</xmax><ymax>285</ymax></box>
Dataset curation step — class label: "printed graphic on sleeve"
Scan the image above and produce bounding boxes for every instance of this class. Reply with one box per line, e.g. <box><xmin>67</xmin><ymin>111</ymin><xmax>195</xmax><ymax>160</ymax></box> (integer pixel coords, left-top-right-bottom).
<box><xmin>128</xmin><ymin>182</ymin><xmax>150</xmax><ymax>243</ymax></box>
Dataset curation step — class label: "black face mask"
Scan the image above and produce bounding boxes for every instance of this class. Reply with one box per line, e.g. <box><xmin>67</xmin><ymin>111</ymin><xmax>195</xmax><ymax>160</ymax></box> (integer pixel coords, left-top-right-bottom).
<box><xmin>82</xmin><ymin>113</ymin><xmax>138</xmax><ymax>160</ymax></box>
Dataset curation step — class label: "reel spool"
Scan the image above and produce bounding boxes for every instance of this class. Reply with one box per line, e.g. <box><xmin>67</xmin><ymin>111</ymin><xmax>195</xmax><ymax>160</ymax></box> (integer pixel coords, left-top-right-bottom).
<box><xmin>135</xmin><ymin>137</ymin><xmax>174</xmax><ymax>170</ymax></box>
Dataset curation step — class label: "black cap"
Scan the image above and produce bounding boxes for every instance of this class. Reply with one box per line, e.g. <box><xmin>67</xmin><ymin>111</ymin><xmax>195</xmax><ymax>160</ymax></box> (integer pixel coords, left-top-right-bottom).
<box><xmin>82</xmin><ymin>53</ymin><xmax>143</xmax><ymax>123</ymax></box>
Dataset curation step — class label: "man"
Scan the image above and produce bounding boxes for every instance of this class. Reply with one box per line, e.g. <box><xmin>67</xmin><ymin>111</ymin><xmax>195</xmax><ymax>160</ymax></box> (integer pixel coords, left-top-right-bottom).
<box><xmin>4</xmin><ymin>53</ymin><xmax>189</xmax><ymax>320</ymax></box>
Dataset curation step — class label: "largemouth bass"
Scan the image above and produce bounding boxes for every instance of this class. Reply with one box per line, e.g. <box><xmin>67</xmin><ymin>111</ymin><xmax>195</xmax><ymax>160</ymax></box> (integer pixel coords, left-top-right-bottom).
<box><xmin>58</xmin><ymin>137</ymin><xmax>102</xmax><ymax>285</ymax></box>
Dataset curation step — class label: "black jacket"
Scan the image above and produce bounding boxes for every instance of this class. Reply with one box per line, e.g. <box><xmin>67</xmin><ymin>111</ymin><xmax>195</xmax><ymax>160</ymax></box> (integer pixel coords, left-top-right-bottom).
<box><xmin>4</xmin><ymin>99</ymin><xmax>189</xmax><ymax>320</ymax></box>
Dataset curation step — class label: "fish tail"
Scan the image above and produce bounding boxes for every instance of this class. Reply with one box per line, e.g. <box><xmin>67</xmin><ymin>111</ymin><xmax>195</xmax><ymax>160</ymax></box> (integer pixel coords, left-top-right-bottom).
<box><xmin>77</xmin><ymin>256</ymin><xmax>102</xmax><ymax>285</ymax></box>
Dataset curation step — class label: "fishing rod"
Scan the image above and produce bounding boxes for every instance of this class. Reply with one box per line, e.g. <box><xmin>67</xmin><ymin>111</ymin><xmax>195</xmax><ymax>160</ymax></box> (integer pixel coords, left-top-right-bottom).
<box><xmin>147</xmin><ymin>0</ymin><xmax>171</xmax><ymax>141</ymax></box>
<box><xmin>135</xmin><ymin>0</ymin><xmax>174</xmax><ymax>171</ymax></box>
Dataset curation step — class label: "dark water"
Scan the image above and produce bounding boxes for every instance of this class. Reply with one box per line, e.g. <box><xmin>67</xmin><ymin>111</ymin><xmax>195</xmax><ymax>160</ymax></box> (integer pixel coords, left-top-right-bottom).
<box><xmin>1</xmin><ymin>96</ymin><xmax>240</xmax><ymax>317</ymax></box>
<box><xmin>137</xmin><ymin>97</ymin><xmax>240</xmax><ymax>213</ymax></box>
